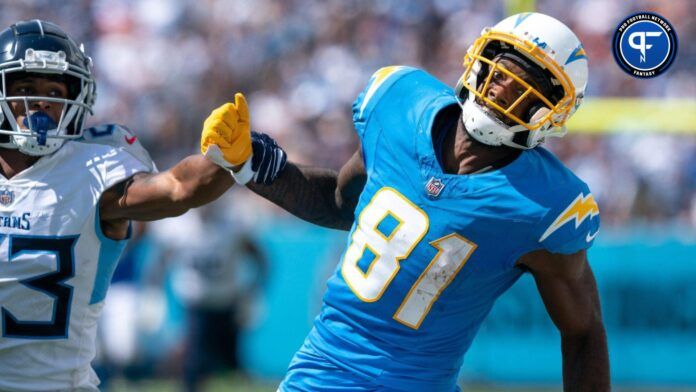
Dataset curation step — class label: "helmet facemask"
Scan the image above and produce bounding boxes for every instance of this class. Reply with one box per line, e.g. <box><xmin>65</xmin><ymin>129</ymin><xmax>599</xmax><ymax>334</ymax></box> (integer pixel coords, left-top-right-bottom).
<box><xmin>0</xmin><ymin>39</ymin><xmax>95</xmax><ymax>156</ymax></box>
<box><xmin>454</xmin><ymin>13</ymin><xmax>588</xmax><ymax>149</ymax></box>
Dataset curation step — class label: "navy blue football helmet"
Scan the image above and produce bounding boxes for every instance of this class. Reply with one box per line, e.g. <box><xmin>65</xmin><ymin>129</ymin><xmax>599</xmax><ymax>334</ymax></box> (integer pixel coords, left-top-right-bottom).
<box><xmin>0</xmin><ymin>20</ymin><xmax>96</xmax><ymax>155</ymax></box>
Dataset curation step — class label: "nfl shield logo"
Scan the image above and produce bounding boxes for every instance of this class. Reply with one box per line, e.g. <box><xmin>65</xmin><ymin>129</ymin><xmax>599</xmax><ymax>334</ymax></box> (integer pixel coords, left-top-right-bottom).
<box><xmin>0</xmin><ymin>189</ymin><xmax>13</xmax><ymax>206</ymax></box>
<box><xmin>425</xmin><ymin>177</ymin><xmax>445</xmax><ymax>198</ymax></box>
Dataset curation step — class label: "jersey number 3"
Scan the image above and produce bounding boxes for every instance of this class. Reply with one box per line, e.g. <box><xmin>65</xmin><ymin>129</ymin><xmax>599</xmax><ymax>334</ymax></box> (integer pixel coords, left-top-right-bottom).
<box><xmin>341</xmin><ymin>188</ymin><xmax>476</xmax><ymax>329</ymax></box>
<box><xmin>2</xmin><ymin>235</ymin><xmax>77</xmax><ymax>339</ymax></box>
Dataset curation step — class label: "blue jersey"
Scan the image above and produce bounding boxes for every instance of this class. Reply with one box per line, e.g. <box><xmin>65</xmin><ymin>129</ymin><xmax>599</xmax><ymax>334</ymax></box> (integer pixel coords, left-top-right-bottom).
<box><xmin>286</xmin><ymin>67</ymin><xmax>600</xmax><ymax>391</ymax></box>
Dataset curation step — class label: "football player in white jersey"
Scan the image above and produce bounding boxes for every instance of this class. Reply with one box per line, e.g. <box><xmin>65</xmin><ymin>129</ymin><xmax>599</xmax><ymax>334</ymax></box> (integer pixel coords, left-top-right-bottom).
<box><xmin>0</xmin><ymin>20</ymin><xmax>247</xmax><ymax>391</ymax></box>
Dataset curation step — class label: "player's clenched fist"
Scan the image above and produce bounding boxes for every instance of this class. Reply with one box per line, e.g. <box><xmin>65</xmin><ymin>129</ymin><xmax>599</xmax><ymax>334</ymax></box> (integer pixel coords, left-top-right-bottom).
<box><xmin>201</xmin><ymin>93</ymin><xmax>288</xmax><ymax>185</ymax></box>
<box><xmin>201</xmin><ymin>93</ymin><xmax>252</xmax><ymax>167</ymax></box>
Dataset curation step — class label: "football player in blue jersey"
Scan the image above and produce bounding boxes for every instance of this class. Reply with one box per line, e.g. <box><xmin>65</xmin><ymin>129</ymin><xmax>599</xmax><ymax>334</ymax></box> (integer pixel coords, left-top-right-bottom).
<box><xmin>202</xmin><ymin>12</ymin><xmax>608</xmax><ymax>392</ymax></box>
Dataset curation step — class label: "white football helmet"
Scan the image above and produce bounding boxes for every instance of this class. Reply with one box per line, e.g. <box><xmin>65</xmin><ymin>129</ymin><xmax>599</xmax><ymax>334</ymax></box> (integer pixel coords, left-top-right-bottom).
<box><xmin>0</xmin><ymin>20</ymin><xmax>96</xmax><ymax>156</ymax></box>
<box><xmin>455</xmin><ymin>12</ymin><xmax>588</xmax><ymax>149</ymax></box>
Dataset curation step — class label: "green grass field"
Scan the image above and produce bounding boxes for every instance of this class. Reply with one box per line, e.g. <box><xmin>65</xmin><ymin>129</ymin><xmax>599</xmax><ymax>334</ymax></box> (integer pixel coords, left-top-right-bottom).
<box><xmin>108</xmin><ymin>373</ymin><xmax>277</xmax><ymax>392</ymax></box>
<box><xmin>107</xmin><ymin>374</ymin><xmax>696</xmax><ymax>392</ymax></box>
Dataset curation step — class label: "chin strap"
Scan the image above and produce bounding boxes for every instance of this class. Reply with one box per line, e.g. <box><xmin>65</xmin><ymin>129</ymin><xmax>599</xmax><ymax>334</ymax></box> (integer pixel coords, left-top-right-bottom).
<box><xmin>460</xmin><ymin>97</ymin><xmax>541</xmax><ymax>150</ymax></box>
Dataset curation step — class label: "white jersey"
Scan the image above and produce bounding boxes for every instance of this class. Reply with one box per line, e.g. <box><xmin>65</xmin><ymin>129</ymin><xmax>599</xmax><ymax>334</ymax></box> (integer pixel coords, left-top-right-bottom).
<box><xmin>0</xmin><ymin>124</ymin><xmax>154</xmax><ymax>391</ymax></box>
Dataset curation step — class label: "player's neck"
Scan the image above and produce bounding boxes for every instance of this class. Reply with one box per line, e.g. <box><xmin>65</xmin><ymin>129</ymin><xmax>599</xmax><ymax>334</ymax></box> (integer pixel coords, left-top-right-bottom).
<box><xmin>0</xmin><ymin>148</ymin><xmax>40</xmax><ymax>179</ymax></box>
<box><xmin>442</xmin><ymin>120</ymin><xmax>522</xmax><ymax>175</ymax></box>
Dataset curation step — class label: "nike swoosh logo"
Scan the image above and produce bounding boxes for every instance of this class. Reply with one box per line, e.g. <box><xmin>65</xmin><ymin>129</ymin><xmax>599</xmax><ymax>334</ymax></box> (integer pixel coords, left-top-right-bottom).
<box><xmin>586</xmin><ymin>229</ymin><xmax>600</xmax><ymax>242</ymax></box>
<box><xmin>125</xmin><ymin>135</ymin><xmax>137</xmax><ymax>145</ymax></box>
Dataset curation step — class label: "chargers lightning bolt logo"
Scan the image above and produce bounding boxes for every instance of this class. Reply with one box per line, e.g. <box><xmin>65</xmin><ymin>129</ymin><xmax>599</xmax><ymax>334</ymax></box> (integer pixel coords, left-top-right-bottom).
<box><xmin>539</xmin><ymin>193</ymin><xmax>599</xmax><ymax>242</ymax></box>
<box><xmin>565</xmin><ymin>44</ymin><xmax>587</xmax><ymax>65</ymax></box>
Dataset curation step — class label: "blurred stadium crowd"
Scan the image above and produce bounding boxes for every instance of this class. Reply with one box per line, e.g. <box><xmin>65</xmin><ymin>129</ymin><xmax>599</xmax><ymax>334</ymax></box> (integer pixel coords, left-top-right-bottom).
<box><xmin>2</xmin><ymin>0</ymin><xmax>694</xmax><ymax>227</ymax></box>
<box><xmin>1</xmin><ymin>0</ymin><xmax>694</xmax><ymax>389</ymax></box>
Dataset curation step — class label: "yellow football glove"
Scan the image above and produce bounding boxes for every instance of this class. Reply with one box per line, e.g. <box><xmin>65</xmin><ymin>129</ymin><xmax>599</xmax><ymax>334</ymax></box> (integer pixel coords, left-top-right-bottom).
<box><xmin>201</xmin><ymin>93</ymin><xmax>252</xmax><ymax>167</ymax></box>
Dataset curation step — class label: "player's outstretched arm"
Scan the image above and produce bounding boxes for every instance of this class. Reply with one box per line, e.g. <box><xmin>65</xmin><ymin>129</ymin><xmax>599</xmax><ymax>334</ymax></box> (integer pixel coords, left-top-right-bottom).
<box><xmin>518</xmin><ymin>249</ymin><xmax>610</xmax><ymax>391</ymax></box>
<box><xmin>99</xmin><ymin>155</ymin><xmax>234</xmax><ymax>221</ymax></box>
<box><xmin>201</xmin><ymin>93</ymin><xmax>366</xmax><ymax>231</ymax></box>
<box><xmin>248</xmin><ymin>147</ymin><xmax>366</xmax><ymax>230</ymax></box>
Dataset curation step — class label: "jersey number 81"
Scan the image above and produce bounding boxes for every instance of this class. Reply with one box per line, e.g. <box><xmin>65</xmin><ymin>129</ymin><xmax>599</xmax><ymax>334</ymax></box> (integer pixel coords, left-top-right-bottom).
<box><xmin>341</xmin><ymin>188</ymin><xmax>476</xmax><ymax>329</ymax></box>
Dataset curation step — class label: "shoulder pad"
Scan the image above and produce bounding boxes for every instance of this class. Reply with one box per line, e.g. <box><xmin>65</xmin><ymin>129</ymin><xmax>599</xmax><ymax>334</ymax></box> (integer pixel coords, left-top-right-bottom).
<box><xmin>82</xmin><ymin>124</ymin><xmax>157</xmax><ymax>172</ymax></box>
<box><xmin>353</xmin><ymin>65</ymin><xmax>416</xmax><ymax>122</ymax></box>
